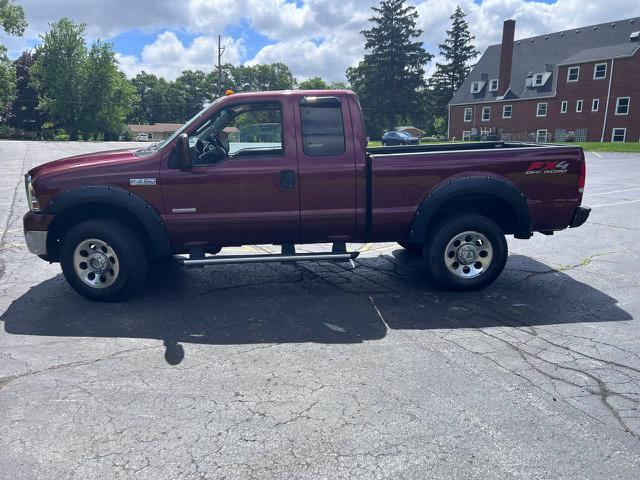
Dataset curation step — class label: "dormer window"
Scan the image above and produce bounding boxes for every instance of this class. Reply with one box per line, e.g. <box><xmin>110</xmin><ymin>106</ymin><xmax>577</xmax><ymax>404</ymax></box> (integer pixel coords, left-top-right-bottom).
<box><xmin>528</xmin><ymin>72</ymin><xmax>551</xmax><ymax>88</ymax></box>
<box><xmin>470</xmin><ymin>81</ymin><xmax>485</xmax><ymax>94</ymax></box>
<box><xmin>489</xmin><ymin>79</ymin><xmax>499</xmax><ymax>92</ymax></box>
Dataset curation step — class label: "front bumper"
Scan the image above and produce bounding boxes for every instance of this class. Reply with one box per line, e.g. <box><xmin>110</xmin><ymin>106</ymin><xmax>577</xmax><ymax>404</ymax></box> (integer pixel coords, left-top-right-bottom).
<box><xmin>25</xmin><ymin>230</ymin><xmax>48</xmax><ymax>255</ymax></box>
<box><xmin>570</xmin><ymin>206</ymin><xmax>591</xmax><ymax>228</ymax></box>
<box><xmin>23</xmin><ymin>211</ymin><xmax>54</xmax><ymax>256</ymax></box>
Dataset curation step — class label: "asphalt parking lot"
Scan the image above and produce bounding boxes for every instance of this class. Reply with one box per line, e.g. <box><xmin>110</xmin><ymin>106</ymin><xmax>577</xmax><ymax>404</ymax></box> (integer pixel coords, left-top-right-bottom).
<box><xmin>0</xmin><ymin>140</ymin><xmax>639</xmax><ymax>479</ymax></box>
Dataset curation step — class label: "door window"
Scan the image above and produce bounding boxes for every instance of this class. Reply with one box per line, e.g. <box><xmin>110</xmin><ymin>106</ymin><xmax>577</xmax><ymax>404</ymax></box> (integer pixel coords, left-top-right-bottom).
<box><xmin>189</xmin><ymin>102</ymin><xmax>283</xmax><ymax>165</ymax></box>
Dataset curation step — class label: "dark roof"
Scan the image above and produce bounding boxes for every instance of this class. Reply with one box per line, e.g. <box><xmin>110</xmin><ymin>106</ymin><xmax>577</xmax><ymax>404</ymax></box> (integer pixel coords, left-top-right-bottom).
<box><xmin>450</xmin><ymin>17</ymin><xmax>640</xmax><ymax>106</ymax></box>
<box><xmin>128</xmin><ymin>123</ymin><xmax>182</xmax><ymax>133</ymax></box>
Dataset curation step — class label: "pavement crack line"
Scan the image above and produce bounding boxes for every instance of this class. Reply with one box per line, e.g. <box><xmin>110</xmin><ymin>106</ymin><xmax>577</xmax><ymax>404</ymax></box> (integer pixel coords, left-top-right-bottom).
<box><xmin>0</xmin><ymin>143</ymin><xmax>30</xmax><ymax>281</ymax></box>
<box><xmin>0</xmin><ymin>345</ymin><xmax>160</xmax><ymax>392</ymax></box>
<box><xmin>513</xmin><ymin>251</ymin><xmax>626</xmax><ymax>284</ymax></box>
<box><xmin>452</xmin><ymin>305</ymin><xmax>640</xmax><ymax>439</ymax></box>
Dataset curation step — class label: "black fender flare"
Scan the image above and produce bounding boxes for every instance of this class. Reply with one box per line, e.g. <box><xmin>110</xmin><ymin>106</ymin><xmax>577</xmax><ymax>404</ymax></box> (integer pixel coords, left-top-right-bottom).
<box><xmin>45</xmin><ymin>185</ymin><xmax>171</xmax><ymax>257</ymax></box>
<box><xmin>407</xmin><ymin>175</ymin><xmax>532</xmax><ymax>242</ymax></box>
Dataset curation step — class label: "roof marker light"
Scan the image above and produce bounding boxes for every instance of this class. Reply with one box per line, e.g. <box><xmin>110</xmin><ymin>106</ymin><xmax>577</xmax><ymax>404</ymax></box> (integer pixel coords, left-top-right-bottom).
<box><xmin>225</xmin><ymin>89</ymin><xmax>235</xmax><ymax>96</ymax></box>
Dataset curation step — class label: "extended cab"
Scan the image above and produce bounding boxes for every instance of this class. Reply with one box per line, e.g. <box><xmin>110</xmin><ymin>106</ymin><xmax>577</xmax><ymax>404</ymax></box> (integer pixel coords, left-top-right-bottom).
<box><xmin>23</xmin><ymin>90</ymin><xmax>590</xmax><ymax>301</ymax></box>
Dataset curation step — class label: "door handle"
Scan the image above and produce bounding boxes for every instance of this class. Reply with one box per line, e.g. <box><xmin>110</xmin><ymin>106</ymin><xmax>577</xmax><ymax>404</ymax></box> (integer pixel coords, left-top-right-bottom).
<box><xmin>280</xmin><ymin>170</ymin><xmax>296</xmax><ymax>190</ymax></box>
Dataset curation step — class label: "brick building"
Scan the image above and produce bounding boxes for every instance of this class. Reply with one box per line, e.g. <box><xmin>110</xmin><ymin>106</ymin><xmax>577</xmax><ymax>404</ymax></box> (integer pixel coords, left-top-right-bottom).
<box><xmin>448</xmin><ymin>17</ymin><xmax>640</xmax><ymax>143</ymax></box>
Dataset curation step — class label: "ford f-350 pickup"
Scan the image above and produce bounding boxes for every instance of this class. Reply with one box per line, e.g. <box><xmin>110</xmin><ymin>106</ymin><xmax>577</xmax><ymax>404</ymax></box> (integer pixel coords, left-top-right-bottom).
<box><xmin>23</xmin><ymin>89</ymin><xmax>590</xmax><ymax>301</ymax></box>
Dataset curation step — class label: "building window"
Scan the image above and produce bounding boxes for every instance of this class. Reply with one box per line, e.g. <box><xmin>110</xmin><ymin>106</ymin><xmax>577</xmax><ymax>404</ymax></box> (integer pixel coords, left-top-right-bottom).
<box><xmin>567</xmin><ymin>66</ymin><xmax>580</xmax><ymax>82</ymax></box>
<box><xmin>464</xmin><ymin>107</ymin><xmax>472</xmax><ymax>122</ymax></box>
<box><xmin>534</xmin><ymin>73</ymin><xmax>544</xmax><ymax>86</ymax></box>
<box><xmin>481</xmin><ymin>106</ymin><xmax>491</xmax><ymax>121</ymax></box>
<box><xmin>536</xmin><ymin>102</ymin><xmax>548</xmax><ymax>117</ymax></box>
<box><xmin>575</xmin><ymin>129</ymin><xmax>588</xmax><ymax>142</ymax></box>
<box><xmin>591</xmin><ymin>99</ymin><xmax>600</xmax><ymax>112</ymax></box>
<box><xmin>576</xmin><ymin>99</ymin><xmax>583</xmax><ymax>112</ymax></box>
<box><xmin>561</xmin><ymin>101</ymin><xmax>568</xmax><ymax>114</ymax></box>
<box><xmin>611</xmin><ymin>128</ymin><xmax>626</xmax><ymax>142</ymax></box>
<box><xmin>555</xmin><ymin>129</ymin><xmax>567</xmax><ymax>142</ymax></box>
<box><xmin>593</xmin><ymin>63</ymin><xmax>607</xmax><ymax>79</ymax></box>
<box><xmin>462</xmin><ymin>131</ymin><xmax>471</xmax><ymax>141</ymax></box>
<box><xmin>489</xmin><ymin>79</ymin><xmax>499</xmax><ymax>92</ymax></box>
<box><xmin>471</xmin><ymin>81</ymin><xmax>483</xmax><ymax>94</ymax></box>
<box><xmin>502</xmin><ymin>105</ymin><xmax>512</xmax><ymax>119</ymax></box>
<box><xmin>616</xmin><ymin>97</ymin><xmax>630</xmax><ymax>115</ymax></box>
<box><xmin>536</xmin><ymin>129</ymin><xmax>548</xmax><ymax>143</ymax></box>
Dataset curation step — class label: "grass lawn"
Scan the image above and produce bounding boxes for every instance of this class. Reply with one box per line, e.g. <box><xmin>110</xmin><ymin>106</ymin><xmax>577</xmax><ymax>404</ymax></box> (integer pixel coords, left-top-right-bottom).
<box><xmin>574</xmin><ymin>142</ymin><xmax>640</xmax><ymax>153</ymax></box>
<box><xmin>366</xmin><ymin>140</ymin><xmax>640</xmax><ymax>153</ymax></box>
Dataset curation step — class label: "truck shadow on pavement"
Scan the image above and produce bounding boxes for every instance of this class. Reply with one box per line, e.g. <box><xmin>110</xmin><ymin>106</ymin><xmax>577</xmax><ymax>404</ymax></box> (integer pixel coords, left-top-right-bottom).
<box><xmin>1</xmin><ymin>251</ymin><xmax>632</xmax><ymax>364</ymax></box>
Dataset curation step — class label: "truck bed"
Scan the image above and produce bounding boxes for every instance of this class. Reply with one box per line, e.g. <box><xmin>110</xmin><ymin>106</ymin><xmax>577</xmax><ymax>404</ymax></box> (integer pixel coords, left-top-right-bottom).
<box><xmin>365</xmin><ymin>141</ymin><xmax>585</xmax><ymax>241</ymax></box>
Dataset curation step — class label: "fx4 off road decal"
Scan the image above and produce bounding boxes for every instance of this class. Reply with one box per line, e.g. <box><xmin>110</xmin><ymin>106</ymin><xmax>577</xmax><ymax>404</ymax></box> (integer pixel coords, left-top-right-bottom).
<box><xmin>525</xmin><ymin>161</ymin><xmax>570</xmax><ymax>175</ymax></box>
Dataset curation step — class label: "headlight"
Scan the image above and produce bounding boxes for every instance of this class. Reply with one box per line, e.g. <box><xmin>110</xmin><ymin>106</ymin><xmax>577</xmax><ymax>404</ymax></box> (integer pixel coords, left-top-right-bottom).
<box><xmin>25</xmin><ymin>175</ymin><xmax>40</xmax><ymax>212</ymax></box>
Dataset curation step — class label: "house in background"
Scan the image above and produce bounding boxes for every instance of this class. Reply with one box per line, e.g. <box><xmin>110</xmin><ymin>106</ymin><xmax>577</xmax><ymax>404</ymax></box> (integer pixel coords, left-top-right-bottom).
<box><xmin>127</xmin><ymin>123</ymin><xmax>182</xmax><ymax>141</ymax></box>
<box><xmin>448</xmin><ymin>17</ymin><xmax>640</xmax><ymax>142</ymax></box>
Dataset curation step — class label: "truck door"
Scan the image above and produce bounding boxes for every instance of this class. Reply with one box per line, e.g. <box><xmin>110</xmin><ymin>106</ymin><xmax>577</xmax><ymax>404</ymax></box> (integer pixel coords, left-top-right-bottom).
<box><xmin>295</xmin><ymin>95</ymin><xmax>357</xmax><ymax>241</ymax></box>
<box><xmin>160</xmin><ymin>97</ymin><xmax>300</xmax><ymax>248</ymax></box>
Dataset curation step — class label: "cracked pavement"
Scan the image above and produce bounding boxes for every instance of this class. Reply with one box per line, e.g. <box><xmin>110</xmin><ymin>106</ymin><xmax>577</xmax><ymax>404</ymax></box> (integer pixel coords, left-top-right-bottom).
<box><xmin>0</xmin><ymin>141</ymin><xmax>639</xmax><ymax>479</ymax></box>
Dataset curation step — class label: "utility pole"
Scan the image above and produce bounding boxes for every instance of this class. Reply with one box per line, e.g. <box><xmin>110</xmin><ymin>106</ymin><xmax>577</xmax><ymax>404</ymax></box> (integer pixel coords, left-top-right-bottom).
<box><xmin>217</xmin><ymin>35</ymin><xmax>225</xmax><ymax>97</ymax></box>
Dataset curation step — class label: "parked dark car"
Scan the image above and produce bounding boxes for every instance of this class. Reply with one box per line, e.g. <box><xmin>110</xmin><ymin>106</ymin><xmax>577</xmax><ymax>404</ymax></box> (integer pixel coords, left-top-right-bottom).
<box><xmin>23</xmin><ymin>89</ymin><xmax>589</xmax><ymax>301</ymax></box>
<box><xmin>382</xmin><ymin>130</ymin><xmax>420</xmax><ymax>146</ymax></box>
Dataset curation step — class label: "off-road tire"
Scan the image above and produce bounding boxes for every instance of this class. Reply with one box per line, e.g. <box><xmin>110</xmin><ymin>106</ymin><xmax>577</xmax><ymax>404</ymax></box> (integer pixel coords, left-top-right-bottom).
<box><xmin>60</xmin><ymin>219</ymin><xmax>148</xmax><ymax>301</ymax></box>
<box><xmin>424</xmin><ymin>214</ymin><xmax>507</xmax><ymax>291</ymax></box>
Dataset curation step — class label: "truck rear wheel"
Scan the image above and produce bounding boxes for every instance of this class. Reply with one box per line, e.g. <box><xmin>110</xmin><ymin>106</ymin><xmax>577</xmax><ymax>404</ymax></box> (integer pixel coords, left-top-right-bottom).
<box><xmin>424</xmin><ymin>214</ymin><xmax>507</xmax><ymax>291</ymax></box>
<box><xmin>60</xmin><ymin>219</ymin><xmax>148</xmax><ymax>301</ymax></box>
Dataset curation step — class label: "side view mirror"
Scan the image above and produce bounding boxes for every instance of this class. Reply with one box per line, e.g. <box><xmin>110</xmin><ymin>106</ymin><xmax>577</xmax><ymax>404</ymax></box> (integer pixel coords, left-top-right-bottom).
<box><xmin>176</xmin><ymin>133</ymin><xmax>192</xmax><ymax>169</ymax></box>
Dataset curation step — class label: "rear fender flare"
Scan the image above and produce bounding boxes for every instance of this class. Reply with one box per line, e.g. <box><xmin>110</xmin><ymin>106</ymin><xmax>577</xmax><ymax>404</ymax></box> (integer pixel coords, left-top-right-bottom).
<box><xmin>407</xmin><ymin>175</ymin><xmax>532</xmax><ymax>242</ymax></box>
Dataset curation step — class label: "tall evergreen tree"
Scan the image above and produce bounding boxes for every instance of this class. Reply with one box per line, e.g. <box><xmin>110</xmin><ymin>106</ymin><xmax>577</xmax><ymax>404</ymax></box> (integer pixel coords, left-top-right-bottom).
<box><xmin>430</xmin><ymin>5</ymin><xmax>478</xmax><ymax>117</ymax></box>
<box><xmin>347</xmin><ymin>0</ymin><xmax>431</xmax><ymax>137</ymax></box>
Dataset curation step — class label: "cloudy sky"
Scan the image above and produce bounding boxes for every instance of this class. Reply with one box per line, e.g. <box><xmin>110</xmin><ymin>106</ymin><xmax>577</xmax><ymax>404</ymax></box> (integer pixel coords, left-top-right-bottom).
<box><xmin>1</xmin><ymin>0</ymin><xmax>640</xmax><ymax>81</ymax></box>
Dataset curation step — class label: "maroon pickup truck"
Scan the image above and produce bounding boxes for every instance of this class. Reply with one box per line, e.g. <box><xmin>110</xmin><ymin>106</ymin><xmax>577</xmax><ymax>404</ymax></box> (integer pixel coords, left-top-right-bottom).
<box><xmin>23</xmin><ymin>90</ymin><xmax>589</xmax><ymax>301</ymax></box>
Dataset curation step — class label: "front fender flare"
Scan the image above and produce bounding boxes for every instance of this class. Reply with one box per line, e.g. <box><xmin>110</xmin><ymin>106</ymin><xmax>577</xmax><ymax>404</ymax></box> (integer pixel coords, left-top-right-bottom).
<box><xmin>45</xmin><ymin>185</ymin><xmax>171</xmax><ymax>257</ymax></box>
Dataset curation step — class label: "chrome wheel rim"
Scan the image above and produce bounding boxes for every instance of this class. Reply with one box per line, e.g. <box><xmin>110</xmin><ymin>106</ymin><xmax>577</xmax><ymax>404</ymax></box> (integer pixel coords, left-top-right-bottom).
<box><xmin>444</xmin><ymin>230</ymin><xmax>493</xmax><ymax>279</ymax></box>
<box><xmin>73</xmin><ymin>238</ymin><xmax>119</xmax><ymax>289</ymax></box>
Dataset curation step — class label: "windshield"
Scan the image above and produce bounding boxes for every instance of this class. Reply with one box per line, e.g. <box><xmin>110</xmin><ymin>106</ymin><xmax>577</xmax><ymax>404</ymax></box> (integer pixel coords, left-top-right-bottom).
<box><xmin>134</xmin><ymin>97</ymin><xmax>224</xmax><ymax>156</ymax></box>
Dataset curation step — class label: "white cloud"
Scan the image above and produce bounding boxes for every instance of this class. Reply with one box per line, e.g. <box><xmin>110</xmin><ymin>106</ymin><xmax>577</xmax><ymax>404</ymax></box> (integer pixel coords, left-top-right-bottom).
<box><xmin>116</xmin><ymin>32</ymin><xmax>246</xmax><ymax>80</ymax></box>
<box><xmin>4</xmin><ymin>0</ymin><xmax>640</xmax><ymax>81</ymax></box>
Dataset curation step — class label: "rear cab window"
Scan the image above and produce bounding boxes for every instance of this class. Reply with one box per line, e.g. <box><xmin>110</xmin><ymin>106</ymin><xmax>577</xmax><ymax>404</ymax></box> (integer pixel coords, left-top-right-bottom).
<box><xmin>299</xmin><ymin>97</ymin><xmax>346</xmax><ymax>156</ymax></box>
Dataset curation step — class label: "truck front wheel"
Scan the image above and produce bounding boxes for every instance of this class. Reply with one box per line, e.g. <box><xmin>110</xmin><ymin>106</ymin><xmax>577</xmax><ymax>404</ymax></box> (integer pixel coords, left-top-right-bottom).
<box><xmin>60</xmin><ymin>219</ymin><xmax>148</xmax><ymax>301</ymax></box>
<box><xmin>424</xmin><ymin>214</ymin><xmax>507</xmax><ymax>291</ymax></box>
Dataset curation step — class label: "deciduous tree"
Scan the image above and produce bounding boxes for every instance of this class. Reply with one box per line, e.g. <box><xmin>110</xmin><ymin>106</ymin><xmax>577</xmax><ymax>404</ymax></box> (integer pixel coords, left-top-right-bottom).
<box><xmin>81</xmin><ymin>41</ymin><xmax>137</xmax><ymax>139</ymax></box>
<box><xmin>298</xmin><ymin>76</ymin><xmax>328</xmax><ymax>89</ymax></box>
<box><xmin>0</xmin><ymin>0</ymin><xmax>27</xmax><ymax>117</ymax></box>
<box><xmin>30</xmin><ymin>18</ymin><xmax>87</xmax><ymax>139</ymax></box>
<box><xmin>0</xmin><ymin>0</ymin><xmax>26</xmax><ymax>36</ymax></box>
<box><xmin>8</xmin><ymin>50</ymin><xmax>47</xmax><ymax>131</ymax></box>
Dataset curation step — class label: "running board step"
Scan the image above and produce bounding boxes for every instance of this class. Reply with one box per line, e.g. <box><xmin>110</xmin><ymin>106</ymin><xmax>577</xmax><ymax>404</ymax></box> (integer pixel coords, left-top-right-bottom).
<box><xmin>175</xmin><ymin>251</ymin><xmax>359</xmax><ymax>267</ymax></box>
